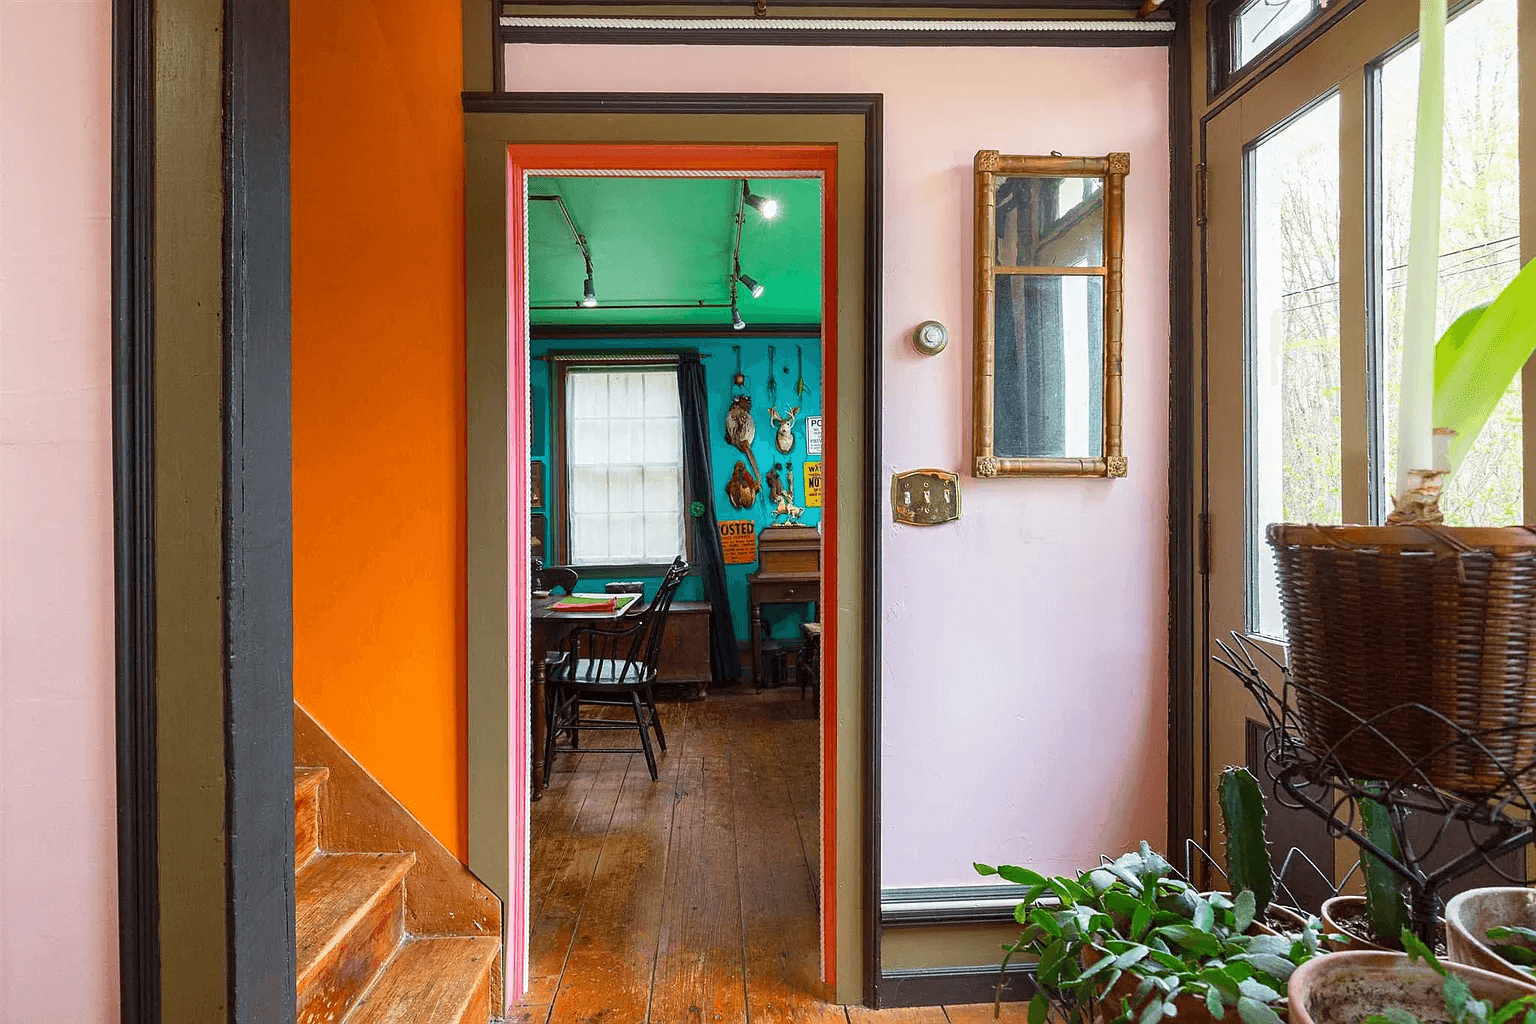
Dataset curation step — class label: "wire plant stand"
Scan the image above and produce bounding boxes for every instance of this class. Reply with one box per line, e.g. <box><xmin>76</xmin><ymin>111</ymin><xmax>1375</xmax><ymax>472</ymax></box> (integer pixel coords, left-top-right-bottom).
<box><xmin>1215</xmin><ymin>633</ymin><xmax>1536</xmax><ymax>946</ymax></box>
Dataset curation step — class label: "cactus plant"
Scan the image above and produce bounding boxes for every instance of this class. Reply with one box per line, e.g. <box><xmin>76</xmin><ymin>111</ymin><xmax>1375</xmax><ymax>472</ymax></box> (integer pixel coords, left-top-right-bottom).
<box><xmin>1218</xmin><ymin>766</ymin><xmax>1274</xmax><ymax>917</ymax></box>
<box><xmin>1361</xmin><ymin>793</ymin><xmax>1411</xmax><ymax>943</ymax></box>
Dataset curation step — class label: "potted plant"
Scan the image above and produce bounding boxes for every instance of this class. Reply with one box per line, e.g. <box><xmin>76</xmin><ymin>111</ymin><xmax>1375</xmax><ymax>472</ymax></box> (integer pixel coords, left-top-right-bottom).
<box><xmin>1445</xmin><ymin>888</ymin><xmax>1536</xmax><ymax>983</ymax></box>
<box><xmin>1267</xmin><ymin>0</ymin><xmax>1536</xmax><ymax>796</ymax></box>
<box><xmin>1317</xmin><ymin>793</ymin><xmax>1446</xmax><ymax>953</ymax></box>
<box><xmin>977</xmin><ymin>842</ymin><xmax>1325</xmax><ymax>1024</ymax></box>
<box><xmin>1218</xmin><ymin>766</ymin><xmax>1311</xmax><ymax>937</ymax></box>
<box><xmin>1288</xmin><ymin>928</ymin><xmax>1536</xmax><ymax>1024</ymax></box>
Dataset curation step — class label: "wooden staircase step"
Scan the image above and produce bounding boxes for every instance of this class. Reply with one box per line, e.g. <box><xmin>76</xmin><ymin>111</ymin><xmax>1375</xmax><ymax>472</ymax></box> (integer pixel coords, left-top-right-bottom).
<box><xmin>296</xmin><ymin>851</ymin><xmax>415</xmax><ymax>1024</ymax></box>
<box><xmin>294</xmin><ymin>767</ymin><xmax>329</xmax><ymax>866</ymax></box>
<box><xmin>345</xmin><ymin>936</ymin><xmax>500</xmax><ymax>1024</ymax></box>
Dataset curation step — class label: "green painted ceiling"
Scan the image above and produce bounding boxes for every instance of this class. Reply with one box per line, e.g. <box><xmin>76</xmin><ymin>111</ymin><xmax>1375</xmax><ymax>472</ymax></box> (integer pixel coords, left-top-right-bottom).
<box><xmin>527</xmin><ymin>176</ymin><xmax>823</xmax><ymax>327</ymax></box>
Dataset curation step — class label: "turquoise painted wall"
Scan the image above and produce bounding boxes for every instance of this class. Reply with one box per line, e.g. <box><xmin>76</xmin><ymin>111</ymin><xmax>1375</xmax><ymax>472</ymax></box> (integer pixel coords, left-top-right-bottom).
<box><xmin>529</xmin><ymin>337</ymin><xmax>822</xmax><ymax>644</ymax></box>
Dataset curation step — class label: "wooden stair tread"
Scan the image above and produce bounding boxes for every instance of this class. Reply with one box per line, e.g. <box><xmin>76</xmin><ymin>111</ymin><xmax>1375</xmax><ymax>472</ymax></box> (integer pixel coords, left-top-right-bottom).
<box><xmin>295</xmin><ymin>766</ymin><xmax>329</xmax><ymax>797</ymax></box>
<box><xmin>296</xmin><ymin>851</ymin><xmax>414</xmax><ymax>984</ymax></box>
<box><xmin>345</xmin><ymin>936</ymin><xmax>500</xmax><ymax>1024</ymax></box>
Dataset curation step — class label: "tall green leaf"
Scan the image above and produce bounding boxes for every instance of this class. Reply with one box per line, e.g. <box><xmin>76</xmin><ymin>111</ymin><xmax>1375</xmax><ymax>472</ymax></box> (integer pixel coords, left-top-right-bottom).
<box><xmin>1435</xmin><ymin>258</ymin><xmax>1536</xmax><ymax>476</ymax></box>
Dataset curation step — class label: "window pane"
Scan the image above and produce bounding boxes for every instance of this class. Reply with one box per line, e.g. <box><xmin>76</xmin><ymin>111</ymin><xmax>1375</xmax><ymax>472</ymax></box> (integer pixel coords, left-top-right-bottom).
<box><xmin>1236</xmin><ymin>0</ymin><xmax>1314</xmax><ymax>68</ymax></box>
<box><xmin>564</xmin><ymin>367</ymin><xmax>686</xmax><ymax>565</ymax></box>
<box><xmin>1247</xmin><ymin>94</ymin><xmax>1342</xmax><ymax>638</ymax></box>
<box><xmin>1378</xmin><ymin>0</ymin><xmax>1521</xmax><ymax>526</ymax></box>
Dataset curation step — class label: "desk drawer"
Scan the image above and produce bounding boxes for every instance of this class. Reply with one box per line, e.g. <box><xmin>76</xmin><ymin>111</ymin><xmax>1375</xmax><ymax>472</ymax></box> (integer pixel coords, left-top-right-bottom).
<box><xmin>759</xmin><ymin>583</ymin><xmax>817</xmax><ymax>604</ymax></box>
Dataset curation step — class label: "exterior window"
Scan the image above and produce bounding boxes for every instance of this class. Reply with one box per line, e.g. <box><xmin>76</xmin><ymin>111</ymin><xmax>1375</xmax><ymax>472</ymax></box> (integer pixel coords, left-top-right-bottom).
<box><xmin>1373</xmin><ymin>0</ymin><xmax>1521</xmax><ymax>525</ymax></box>
<box><xmin>564</xmin><ymin>368</ymin><xmax>686</xmax><ymax>566</ymax></box>
<box><xmin>1212</xmin><ymin>0</ymin><xmax>1327</xmax><ymax>93</ymax></box>
<box><xmin>1245</xmin><ymin>94</ymin><xmax>1342</xmax><ymax>639</ymax></box>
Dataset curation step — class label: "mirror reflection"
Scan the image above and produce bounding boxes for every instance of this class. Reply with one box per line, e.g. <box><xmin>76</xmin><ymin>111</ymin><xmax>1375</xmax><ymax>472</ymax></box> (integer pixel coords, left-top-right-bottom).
<box><xmin>992</xmin><ymin>273</ymin><xmax>1104</xmax><ymax>460</ymax></box>
<box><xmin>995</xmin><ymin>175</ymin><xmax>1105</xmax><ymax>268</ymax></box>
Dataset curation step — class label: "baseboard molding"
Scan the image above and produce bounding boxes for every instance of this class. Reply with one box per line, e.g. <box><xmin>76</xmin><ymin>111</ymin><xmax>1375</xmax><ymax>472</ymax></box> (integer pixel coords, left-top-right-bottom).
<box><xmin>879</xmin><ymin>962</ymin><xmax>1036</xmax><ymax>1008</ymax></box>
<box><xmin>881</xmin><ymin>884</ymin><xmax>1029</xmax><ymax>927</ymax></box>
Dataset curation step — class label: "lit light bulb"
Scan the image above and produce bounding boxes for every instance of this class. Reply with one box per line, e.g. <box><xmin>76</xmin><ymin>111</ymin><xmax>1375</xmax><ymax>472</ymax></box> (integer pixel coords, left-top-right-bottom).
<box><xmin>581</xmin><ymin>277</ymin><xmax>597</xmax><ymax>308</ymax></box>
<box><xmin>739</xmin><ymin>273</ymin><xmax>765</xmax><ymax>299</ymax></box>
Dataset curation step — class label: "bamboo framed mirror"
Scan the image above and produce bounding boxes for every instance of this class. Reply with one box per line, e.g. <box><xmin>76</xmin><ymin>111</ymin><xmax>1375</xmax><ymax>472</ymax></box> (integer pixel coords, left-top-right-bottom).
<box><xmin>972</xmin><ymin>151</ymin><xmax>1129</xmax><ymax>479</ymax></box>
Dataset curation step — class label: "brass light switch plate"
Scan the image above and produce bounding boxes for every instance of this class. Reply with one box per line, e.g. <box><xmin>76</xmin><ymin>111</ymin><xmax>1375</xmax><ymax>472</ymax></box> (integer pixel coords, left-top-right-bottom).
<box><xmin>891</xmin><ymin>469</ymin><xmax>961</xmax><ymax>526</ymax></box>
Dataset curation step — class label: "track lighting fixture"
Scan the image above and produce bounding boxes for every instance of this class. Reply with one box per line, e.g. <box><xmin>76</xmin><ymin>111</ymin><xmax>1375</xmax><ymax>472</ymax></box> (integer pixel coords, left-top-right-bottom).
<box><xmin>581</xmin><ymin>276</ymin><xmax>598</xmax><ymax>308</ymax></box>
<box><xmin>732</xmin><ymin>305</ymin><xmax>747</xmax><ymax>331</ymax></box>
<box><xmin>743</xmin><ymin>182</ymin><xmax>779</xmax><ymax>220</ymax></box>
<box><xmin>738</xmin><ymin>273</ymin><xmax>764</xmax><ymax>299</ymax></box>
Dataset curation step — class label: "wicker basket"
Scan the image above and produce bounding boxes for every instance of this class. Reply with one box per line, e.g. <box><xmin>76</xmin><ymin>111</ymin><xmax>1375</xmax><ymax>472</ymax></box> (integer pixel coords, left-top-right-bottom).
<box><xmin>1267</xmin><ymin>523</ymin><xmax>1536</xmax><ymax>794</ymax></box>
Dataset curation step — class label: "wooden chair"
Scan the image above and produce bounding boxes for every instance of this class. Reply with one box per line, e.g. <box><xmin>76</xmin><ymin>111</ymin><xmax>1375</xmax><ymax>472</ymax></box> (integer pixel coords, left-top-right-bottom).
<box><xmin>798</xmin><ymin>621</ymin><xmax>822</xmax><ymax>710</ymax></box>
<box><xmin>544</xmin><ymin>557</ymin><xmax>690</xmax><ymax>783</ymax></box>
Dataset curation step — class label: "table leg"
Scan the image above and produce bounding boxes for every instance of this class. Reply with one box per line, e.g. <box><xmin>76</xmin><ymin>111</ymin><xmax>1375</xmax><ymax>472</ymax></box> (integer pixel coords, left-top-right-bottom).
<box><xmin>532</xmin><ymin>632</ymin><xmax>547</xmax><ymax>802</ymax></box>
<box><xmin>751</xmin><ymin>599</ymin><xmax>764</xmax><ymax>692</ymax></box>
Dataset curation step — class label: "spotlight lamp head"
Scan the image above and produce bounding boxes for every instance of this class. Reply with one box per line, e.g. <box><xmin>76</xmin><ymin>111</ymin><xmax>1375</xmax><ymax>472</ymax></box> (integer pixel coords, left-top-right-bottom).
<box><xmin>581</xmin><ymin>276</ymin><xmax>598</xmax><ymax>308</ymax></box>
<box><xmin>738</xmin><ymin>273</ymin><xmax>765</xmax><ymax>299</ymax></box>
<box><xmin>743</xmin><ymin>182</ymin><xmax>780</xmax><ymax>220</ymax></box>
<box><xmin>732</xmin><ymin>306</ymin><xmax>747</xmax><ymax>331</ymax></box>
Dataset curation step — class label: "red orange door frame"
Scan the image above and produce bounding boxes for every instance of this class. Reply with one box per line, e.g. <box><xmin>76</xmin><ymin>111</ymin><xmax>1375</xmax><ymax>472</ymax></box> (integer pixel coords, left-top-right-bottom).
<box><xmin>503</xmin><ymin>142</ymin><xmax>842</xmax><ymax>1004</ymax></box>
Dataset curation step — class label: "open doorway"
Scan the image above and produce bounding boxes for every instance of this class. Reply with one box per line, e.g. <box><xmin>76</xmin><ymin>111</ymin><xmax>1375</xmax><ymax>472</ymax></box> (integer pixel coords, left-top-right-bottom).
<box><xmin>502</xmin><ymin>146</ymin><xmax>841</xmax><ymax>1020</ymax></box>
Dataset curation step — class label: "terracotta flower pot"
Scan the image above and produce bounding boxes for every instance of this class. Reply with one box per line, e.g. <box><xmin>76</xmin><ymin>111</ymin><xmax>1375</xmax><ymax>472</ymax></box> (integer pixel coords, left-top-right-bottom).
<box><xmin>1445</xmin><ymin>887</ymin><xmax>1536</xmax><ymax>984</ymax></box>
<box><xmin>1320</xmin><ymin>895</ymin><xmax>1445</xmax><ymax>953</ymax></box>
<box><xmin>1287</xmin><ymin>951</ymin><xmax>1536</xmax><ymax>1024</ymax></box>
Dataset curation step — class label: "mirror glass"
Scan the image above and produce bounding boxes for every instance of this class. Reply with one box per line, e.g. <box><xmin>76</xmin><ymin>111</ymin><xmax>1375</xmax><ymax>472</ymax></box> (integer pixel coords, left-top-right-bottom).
<box><xmin>994</xmin><ymin>176</ymin><xmax>1105</xmax><ymax>268</ymax></box>
<box><xmin>992</xmin><ymin>273</ymin><xmax>1104</xmax><ymax>459</ymax></box>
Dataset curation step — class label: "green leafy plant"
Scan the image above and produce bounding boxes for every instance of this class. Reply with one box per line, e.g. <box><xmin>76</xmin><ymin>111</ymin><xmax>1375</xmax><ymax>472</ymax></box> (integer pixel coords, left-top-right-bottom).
<box><xmin>1219</xmin><ymin>767</ymin><xmax>1274</xmax><ymax>919</ymax></box>
<box><xmin>976</xmin><ymin>842</ymin><xmax>1324</xmax><ymax>1024</ymax></box>
<box><xmin>1360</xmin><ymin>794</ymin><xmax>1412</xmax><ymax>945</ymax></box>
<box><xmin>1363</xmin><ymin>928</ymin><xmax>1536</xmax><ymax>1024</ymax></box>
<box><xmin>1486</xmin><ymin>925</ymin><xmax>1536</xmax><ymax>977</ymax></box>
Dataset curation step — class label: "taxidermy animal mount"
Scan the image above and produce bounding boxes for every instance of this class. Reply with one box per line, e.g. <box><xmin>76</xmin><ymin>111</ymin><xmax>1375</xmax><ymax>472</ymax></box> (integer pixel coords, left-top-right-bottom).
<box><xmin>726</xmin><ymin>461</ymin><xmax>760</xmax><ymax>509</ymax></box>
<box><xmin>769</xmin><ymin>406</ymin><xmax>800</xmax><ymax>455</ymax></box>
<box><xmin>725</xmin><ymin>394</ymin><xmax>760</xmax><ymax>489</ymax></box>
<box><xmin>771</xmin><ymin>491</ymin><xmax>805</xmax><ymax>526</ymax></box>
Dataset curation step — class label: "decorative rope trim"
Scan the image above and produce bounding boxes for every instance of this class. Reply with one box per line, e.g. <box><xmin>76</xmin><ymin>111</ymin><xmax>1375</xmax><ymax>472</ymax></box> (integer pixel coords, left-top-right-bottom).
<box><xmin>500</xmin><ymin>16</ymin><xmax>1176</xmax><ymax>34</ymax></box>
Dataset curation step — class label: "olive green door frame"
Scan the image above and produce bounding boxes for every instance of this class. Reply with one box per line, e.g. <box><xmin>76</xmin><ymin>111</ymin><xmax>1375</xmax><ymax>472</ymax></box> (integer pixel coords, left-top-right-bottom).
<box><xmin>462</xmin><ymin>96</ymin><xmax>883</xmax><ymax>1008</ymax></box>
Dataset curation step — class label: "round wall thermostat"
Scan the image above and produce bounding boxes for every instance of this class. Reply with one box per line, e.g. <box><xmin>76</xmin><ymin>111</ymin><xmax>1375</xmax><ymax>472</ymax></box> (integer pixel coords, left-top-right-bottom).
<box><xmin>912</xmin><ymin>320</ymin><xmax>949</xmax><ymax>356</ymax></box>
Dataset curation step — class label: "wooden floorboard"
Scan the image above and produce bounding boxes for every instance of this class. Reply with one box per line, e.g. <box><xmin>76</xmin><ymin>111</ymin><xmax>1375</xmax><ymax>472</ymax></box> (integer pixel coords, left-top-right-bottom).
<box><xmin>544</xmin><ymin>702</ymin><xmax>692</xmax><ymax>1024</ymax></box>
<box><xmin>526</xmin><ymin>689</ymin><xmax>962</xmax><ymax>1024</ymax></box>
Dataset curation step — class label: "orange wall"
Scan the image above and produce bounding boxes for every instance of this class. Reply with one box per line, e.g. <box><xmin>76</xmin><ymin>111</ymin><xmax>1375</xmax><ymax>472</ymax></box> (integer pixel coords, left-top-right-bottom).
<box><xmin>290</xmin><ymin>0</ymin><xmax>468</xmax><ymax>859</ymax></box>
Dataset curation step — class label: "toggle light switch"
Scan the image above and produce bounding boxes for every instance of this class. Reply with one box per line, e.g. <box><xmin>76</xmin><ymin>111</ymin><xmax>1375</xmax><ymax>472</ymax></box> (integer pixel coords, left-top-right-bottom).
<box><xmin>891</xmin><ymin>469</ymin><xmax>961</xmax><ymax>526</ymax></box>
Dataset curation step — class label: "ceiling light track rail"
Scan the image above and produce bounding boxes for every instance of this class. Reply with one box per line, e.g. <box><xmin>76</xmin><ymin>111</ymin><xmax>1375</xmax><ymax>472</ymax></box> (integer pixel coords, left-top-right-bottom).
<box><xmin>530</xmin><ymin>192</ymin><xmax>598</xmax><ymax>305</ymax></box>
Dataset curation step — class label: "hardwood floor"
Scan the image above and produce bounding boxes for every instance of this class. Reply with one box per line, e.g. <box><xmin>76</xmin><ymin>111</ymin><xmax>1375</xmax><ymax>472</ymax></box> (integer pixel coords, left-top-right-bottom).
<box><xmin>520</xmin><ymin>688</ymin><xmax>1025</xmax><ymax>1024</ymax></box>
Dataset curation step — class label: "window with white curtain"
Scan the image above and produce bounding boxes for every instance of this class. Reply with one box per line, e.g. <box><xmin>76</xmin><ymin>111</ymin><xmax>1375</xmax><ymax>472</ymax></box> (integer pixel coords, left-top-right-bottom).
<box><xmin>564</xmin><ymin>367</ymin><xmax>686</xmax><ymax>566</ymax></box>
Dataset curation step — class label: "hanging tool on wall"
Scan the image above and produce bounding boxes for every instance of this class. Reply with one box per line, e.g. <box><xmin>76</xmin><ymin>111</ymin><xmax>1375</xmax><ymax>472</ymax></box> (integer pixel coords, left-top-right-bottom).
<box><xmin>766</xmin><ymin>345</ymin><xmax>779</xmax><ymax>409</ymax></box>
<box><xmin>732</xmin><ymin>344</ymin><xmax>748</xmax><ymax>396</ymax></box>
<box><xmin>795</xmin><ymin>345</ymin><xmax>807</xmax><ymax>397</ymax></box>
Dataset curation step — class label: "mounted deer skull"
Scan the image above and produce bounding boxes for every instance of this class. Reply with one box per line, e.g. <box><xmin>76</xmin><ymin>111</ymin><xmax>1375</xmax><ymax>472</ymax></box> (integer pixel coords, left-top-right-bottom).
<box><xmin>769</xmin><ymin>405</ymin><xmax>799</xmax><ymax>455</ymax></box>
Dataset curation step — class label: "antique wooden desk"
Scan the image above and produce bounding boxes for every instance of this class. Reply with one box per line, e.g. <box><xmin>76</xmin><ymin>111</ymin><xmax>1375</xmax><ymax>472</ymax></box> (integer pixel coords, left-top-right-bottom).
<box><xmin>746</xmin><ymin>525</ymin><xmax>822</xmax><ymax>687</ymax></box>
<box><xmin>529</xmin><ymin>592</ymin><xmax>641</xmax><ymax>801</ymax></box>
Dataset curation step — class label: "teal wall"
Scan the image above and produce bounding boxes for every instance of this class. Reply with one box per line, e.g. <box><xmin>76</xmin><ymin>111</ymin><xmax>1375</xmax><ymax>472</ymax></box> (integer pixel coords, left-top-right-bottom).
<box><xmin>529</xmin><ymin>337</ymin><xmax>822</xmax><ymax>644</ymax></box>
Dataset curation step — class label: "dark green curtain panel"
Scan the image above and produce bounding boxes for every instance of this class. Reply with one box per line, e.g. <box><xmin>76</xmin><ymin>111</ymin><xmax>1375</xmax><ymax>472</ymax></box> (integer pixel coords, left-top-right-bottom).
<box><xmin>677</xmin><ymin>353</ymin><xmax>742</xmax><ymax>682</ymax></box>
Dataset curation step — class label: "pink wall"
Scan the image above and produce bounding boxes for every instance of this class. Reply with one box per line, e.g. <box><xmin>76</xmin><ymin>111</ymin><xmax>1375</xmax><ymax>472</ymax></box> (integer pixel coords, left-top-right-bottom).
<box><xmin>0</xmin><ymin>0</ymin><xmax>120</xmax><ymax>1017</ymax></box>
<box><xmin>506</xmin><ymin>44</ymin><xmax>1171</xmax><ymax>888</ymax></box>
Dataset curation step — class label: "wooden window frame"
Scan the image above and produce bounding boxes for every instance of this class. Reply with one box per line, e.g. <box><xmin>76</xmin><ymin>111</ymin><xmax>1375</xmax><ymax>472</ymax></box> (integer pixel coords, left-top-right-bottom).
<box><xmin>1209</xmin><ymin>0</ymin><xmax>1331</xmax><ymax>98</ymax></box>
<box><xmin>548</xmin><ymin>352</ymin><xmax>696</xmax><ymax>573</ymax></box>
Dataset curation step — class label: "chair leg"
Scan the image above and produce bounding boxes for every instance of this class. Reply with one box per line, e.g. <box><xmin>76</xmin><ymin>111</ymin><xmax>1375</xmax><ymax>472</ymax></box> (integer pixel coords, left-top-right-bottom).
<box><xmin>630</xmin><ymin>691</ymin><xmax>659</xmax><ymax>781</ymax></box>
<box><xmin>642</xmin><ymin>686</ymin><xmax>666</xmax><ymax>751</ymax></box>
<box><xmin>543</xmin><ymin>684</ymin><xmax>562</xmax><ymax>786</ymax></box>
<box><xmin>569</xmin><ymin>695</ymin><xmax>580</xmax><ymax>749</ymax></box>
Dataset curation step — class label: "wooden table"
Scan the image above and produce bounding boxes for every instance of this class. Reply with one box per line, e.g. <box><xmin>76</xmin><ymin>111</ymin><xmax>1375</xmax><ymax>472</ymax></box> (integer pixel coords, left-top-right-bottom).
<box><xmin>530</xmin><ymin>592</ymin><xmax>642</xmax><ymax>801</ymax></box>
<box><xmin>745</xmin><ymin>571</ymin><xmax>820</xmax><ymax>687</ymax></box>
